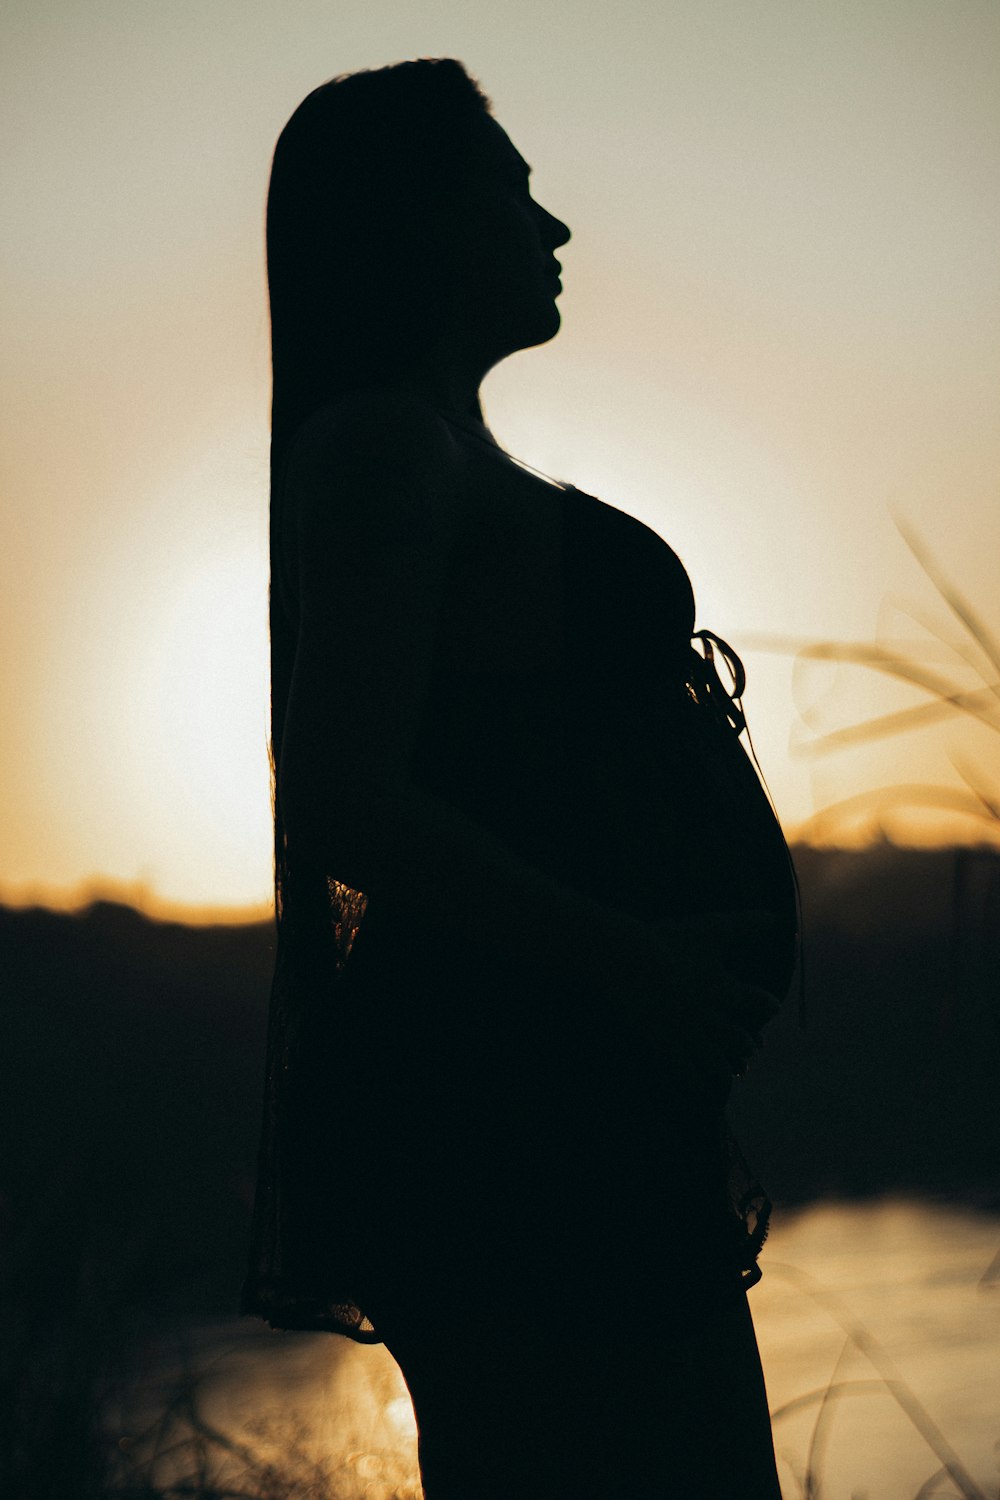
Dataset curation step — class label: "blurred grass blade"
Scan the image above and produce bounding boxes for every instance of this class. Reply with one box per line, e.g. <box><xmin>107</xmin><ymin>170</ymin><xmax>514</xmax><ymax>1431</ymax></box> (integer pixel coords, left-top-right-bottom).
<box><xmin>880</xmin><ymin>592</ymin><xmax>1000</xmax><ymax>702</ymax></box>
<box><xmin>893</xmin><ymin>513</ymin><xmax>1000</xmax><ymax>680</ymax></box>
<box><xmin>766</xmin><ymin>1262</ymin><xmax>988</xmax><ymax>1500</ymax></box>
<box><xmin>947</xmin><ymin>755</ymin><xmax>1000</xmax><ymax>821</ymax></box>
<box><xmin>798</xmin><ymin>784</ymin><xmax>1000</xmax><ymax>841</ymax></box>
<box><xmin>804</xmin><ymin>1333</ymin><xmax>853</xmax><ymax>1499</ymax></box>
<box><xmin>792</xmin><ymin>684</ymin><xmax>1000</xmax><ymax>755</ymax></box>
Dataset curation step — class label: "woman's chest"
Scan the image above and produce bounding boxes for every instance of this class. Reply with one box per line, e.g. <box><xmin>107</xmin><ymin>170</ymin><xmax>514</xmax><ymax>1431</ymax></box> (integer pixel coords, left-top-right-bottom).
<box><xmin>431</xmin><ymin>459</ymin><xmax>567</xmax><ymax>675</ymax></box>
<box><xmin>430</xmin><ymin>456</ymin><xmax>694</xmax><ymax>684</ymax></box>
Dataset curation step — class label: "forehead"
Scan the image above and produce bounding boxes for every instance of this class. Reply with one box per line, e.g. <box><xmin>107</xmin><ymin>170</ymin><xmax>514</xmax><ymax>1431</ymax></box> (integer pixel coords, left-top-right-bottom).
<box><xmin>477</xmin><ymin>115</ymin><xmax>531</xmax><ymax>176</ymax></box>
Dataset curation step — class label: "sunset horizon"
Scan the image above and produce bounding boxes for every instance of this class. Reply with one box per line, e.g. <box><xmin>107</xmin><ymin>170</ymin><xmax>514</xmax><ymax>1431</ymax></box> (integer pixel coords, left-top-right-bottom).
<box><xmin>5</xmin><ymin>3</ymin><xmax>998</xmax><ymax>916</ymax></box>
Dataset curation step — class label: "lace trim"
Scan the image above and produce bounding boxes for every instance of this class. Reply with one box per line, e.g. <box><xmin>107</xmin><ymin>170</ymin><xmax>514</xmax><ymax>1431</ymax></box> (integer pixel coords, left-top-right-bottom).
<box><xmin>240</xmin><ymin>1277</ymin><xmax>381</xmax><ymax>1342</ymax></box>
<box><xmin>326</xmin><ymin>877</ymin><xmax>368</xmax><ymax>973</ymax></box>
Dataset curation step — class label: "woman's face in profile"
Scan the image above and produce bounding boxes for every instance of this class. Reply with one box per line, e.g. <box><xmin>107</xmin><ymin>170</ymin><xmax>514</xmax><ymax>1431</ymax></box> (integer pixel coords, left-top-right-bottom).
<box><xmin>453</xmin><ymin>115</ymin><xmax>572</xmax><ymax>357</ymax></box>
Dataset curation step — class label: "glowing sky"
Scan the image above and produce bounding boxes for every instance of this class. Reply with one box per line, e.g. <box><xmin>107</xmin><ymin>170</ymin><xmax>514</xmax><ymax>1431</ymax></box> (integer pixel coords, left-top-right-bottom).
<box><xmin>3</xmin><ymin>0</ymin><xmax>999</xmax><ymax>913</ymax></box>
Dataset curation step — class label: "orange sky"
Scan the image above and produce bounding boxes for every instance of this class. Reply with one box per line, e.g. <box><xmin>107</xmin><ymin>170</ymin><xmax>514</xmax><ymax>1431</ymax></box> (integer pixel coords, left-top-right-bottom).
<box><xmin>3</xmin><ymin>0</ymin><xmax>999</xmax><ymax>914</ymax></box>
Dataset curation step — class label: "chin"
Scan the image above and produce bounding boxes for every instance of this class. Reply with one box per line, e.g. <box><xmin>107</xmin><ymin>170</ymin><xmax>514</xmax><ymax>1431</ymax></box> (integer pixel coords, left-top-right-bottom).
<box><xmin>536</xmin><ymin>304</ymin><xmax>563</xmax><ymax>347</ymax></box>
<box><xmin>514</xmin><ymin>299</ymin><xmax>563</xmax><ymax>352</ymax></box>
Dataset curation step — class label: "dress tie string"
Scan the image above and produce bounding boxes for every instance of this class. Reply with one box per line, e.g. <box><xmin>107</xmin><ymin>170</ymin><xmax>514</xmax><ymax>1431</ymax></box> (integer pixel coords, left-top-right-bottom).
<box><xmin>688</xmin><ymin>629</ymin><xmax>747</xmax><ymax>737</ymax></box>
<box><xmin>690</xmin><ymin>627</ymin><xmax>807</xmax><ymax>1026</ymax></box>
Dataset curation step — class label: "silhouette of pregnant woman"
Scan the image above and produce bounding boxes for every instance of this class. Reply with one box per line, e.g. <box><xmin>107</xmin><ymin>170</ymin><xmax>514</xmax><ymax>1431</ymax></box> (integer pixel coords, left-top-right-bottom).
<box><xmin>242</xmin><ymin>57</ymin><xmax>798</xmax><ymax>1498</ymax></box>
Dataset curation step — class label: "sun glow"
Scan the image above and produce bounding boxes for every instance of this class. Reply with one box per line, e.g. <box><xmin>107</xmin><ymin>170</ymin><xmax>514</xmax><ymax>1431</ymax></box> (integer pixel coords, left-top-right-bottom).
<box><xmin>117</xmin><ymin>542</ymin><xmax>274</xmax><ymax>908</ymax></box>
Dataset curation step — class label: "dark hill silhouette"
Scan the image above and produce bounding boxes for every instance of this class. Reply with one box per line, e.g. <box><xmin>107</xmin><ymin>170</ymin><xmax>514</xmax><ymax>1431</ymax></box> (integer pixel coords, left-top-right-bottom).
<box><xmin>2</xmin><ymin>843</ymin><xmax>998</xmax><ymax>1328</ymax></box>
<box><xmin>728</xmin><ymin>842</ymin><xmax>1000</xmax><ymax>1207</ymax></box>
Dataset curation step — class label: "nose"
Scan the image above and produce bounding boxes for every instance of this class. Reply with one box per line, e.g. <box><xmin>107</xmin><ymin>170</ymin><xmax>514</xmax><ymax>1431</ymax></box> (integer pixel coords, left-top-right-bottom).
<box><xmin>551</xmin><ymin>214</ymin><xmax>571</xmax><ymax>249</ymax></box>
<box><xmin>536</xmin><ymin>201</ymin><xmax>571</xmax><ymax>249</ymax></box>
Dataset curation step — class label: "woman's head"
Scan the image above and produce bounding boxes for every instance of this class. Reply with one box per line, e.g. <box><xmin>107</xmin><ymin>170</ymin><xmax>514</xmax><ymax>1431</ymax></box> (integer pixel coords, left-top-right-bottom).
<box><xmin>266</xmin><ymin>58</ymin><xmax>569</xmax><ymax>450</ymax></box>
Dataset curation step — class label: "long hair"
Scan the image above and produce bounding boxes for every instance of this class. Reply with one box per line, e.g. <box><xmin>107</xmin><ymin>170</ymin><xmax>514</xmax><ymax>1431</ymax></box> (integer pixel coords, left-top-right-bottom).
<box><xmin>265</xmin><ymin>58</ymin><xmax>494</xmax><ymax>929</ymax></box>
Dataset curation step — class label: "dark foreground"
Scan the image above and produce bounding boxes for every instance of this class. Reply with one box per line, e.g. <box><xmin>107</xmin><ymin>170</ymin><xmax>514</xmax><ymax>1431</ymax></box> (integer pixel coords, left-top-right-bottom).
<box><xmin>2</xmin><ymin>843</ymin><xmax>999</xmax><ymax>1496</ymax></box>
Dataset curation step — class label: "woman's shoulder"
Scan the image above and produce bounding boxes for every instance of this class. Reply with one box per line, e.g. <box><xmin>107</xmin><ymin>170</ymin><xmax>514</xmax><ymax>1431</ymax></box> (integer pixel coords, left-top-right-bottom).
<box><xmin>287</xmin><ymin>385</ymin><xmax>461</xmax><ymax>482</ymax></box>
<box><xmin>280</xmin><ymin>388</ymin><xmax>466</xmax><ymax>568</ymax></box>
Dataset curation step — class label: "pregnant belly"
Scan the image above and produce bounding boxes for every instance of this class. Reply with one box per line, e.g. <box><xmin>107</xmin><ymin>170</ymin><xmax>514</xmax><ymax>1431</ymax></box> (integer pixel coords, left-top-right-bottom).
<box><xmin>663</xmin><ymin>704</ymin><xmax>798</xmax><ymax>997</ymax></box>
<box><xmin>563</xmin><ymin>690</ymin><xmax>798</xmax><ymax>1000</ymax></box>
